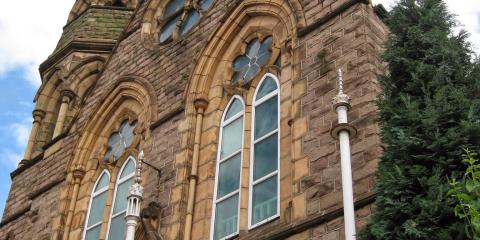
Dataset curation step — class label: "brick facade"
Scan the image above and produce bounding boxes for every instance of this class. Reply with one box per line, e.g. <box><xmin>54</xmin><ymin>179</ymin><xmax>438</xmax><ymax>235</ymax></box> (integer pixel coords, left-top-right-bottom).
<box><xmin>0</xmin><ymin>0</ymin><xmax>388</xmax><ymax>239</ymax></box>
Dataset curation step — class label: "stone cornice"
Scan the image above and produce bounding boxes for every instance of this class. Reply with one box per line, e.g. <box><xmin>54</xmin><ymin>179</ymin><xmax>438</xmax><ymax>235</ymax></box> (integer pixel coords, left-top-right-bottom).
<box><xmin>39</xmin><ymin>40</ymin><xmax>116</xmax><ymax>78</ymax></box>
<box><xmin>11</xmin><ymin>153</ymin><xmax>44</xmax><ymax>179</ymax></box>
<box><xmin>298</xmin><ymin>0</ymin><xmax>370</xmax><ymax>37</ymax></box>
<box><xmin>149</xmin><ymin>106</ymin><xmax>185</xmax><ymax>131</ymax></box>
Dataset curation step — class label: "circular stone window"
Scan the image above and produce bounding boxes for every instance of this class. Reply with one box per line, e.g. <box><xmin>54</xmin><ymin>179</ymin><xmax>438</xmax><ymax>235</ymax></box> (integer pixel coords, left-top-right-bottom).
<box><xmin>158</xmin><ymin>0</ymin><xmax>215</xmax><ymax>43</ymax></box>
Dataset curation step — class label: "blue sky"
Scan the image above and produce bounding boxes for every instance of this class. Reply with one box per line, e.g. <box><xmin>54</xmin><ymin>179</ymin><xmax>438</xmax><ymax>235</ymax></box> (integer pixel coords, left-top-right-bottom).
<box><xmin>0</xmin><ymin>0</ymin><xmax>478</xmax><ymax>219</ymax></box>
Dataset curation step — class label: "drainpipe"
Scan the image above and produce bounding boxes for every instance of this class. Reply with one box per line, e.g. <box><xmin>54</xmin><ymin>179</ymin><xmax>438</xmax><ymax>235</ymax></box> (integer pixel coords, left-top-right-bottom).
<box><xmin>331</xmin><ymin>69</ymin><xmax>357</xmax><ymax>240</ymax></box>
<box><xmin>53</xmin><ymin>89</ymin><xmax>75</xmax><ymax>139</ymax></box>
<box><xmin>125</xmin><ymin>150</ymin><xmax>145</xmax><ymax>240</ymax></box>
<box><xmin>184</xmin><ymin>98</ymin><xmax>208</xmax><ymax>240</ymax></box>
<box><xmin>62</xmin><ymin>166</ymin><xmax>86</xmax><ymax>240</ymax></box>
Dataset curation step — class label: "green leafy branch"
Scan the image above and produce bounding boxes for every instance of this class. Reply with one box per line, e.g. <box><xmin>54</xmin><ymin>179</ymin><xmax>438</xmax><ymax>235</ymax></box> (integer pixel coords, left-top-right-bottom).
<box><xmin>448</xmin><ymin>149</ymin><xmax>480</xmax><ymax>239</ymax></box>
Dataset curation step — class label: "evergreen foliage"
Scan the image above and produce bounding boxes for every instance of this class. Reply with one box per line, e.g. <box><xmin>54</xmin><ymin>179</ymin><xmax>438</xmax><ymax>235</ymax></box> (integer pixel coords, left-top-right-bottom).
<box><xmin>360</xmin><ymin>0</ymin><xmax>480</xmax><ymax>239</ymax></box>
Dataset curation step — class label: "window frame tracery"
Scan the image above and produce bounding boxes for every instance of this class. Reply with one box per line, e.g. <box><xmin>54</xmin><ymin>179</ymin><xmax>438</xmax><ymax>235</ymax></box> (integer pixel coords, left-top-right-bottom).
<box><xmin>157</xmin><ymin>0</ymin><xmax>215</xmax><ymax>44</ymax></box>
<box><xmin>83</xmin><ymin>170</ymin><xmax>111</xmax><ymax>240</ymax></box>
<box><xmin>248</xmin><ymin>73</ymin><xmax>281</xmax><ymax>229</ymax></box>
<box><xmin>210</xmin><ymin>96</ymin><xmax>245</xmax><ymax>240</ymax></box>
<box><xmin>105</xmin><ymin>156</ymin><xmax>137</xmax><ymax>240</ymax></box>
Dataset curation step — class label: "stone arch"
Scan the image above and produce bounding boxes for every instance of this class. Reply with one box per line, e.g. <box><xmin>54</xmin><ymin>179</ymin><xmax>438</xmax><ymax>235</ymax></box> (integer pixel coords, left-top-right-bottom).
<box><xmin>184</xmin><ymin>0</ymin><xmax>302</xmax><ymax>108</ymax></box>
<box><xmin>32</xmin><ymin>56</ymin><xmax>106</xmax><ymax>146</ymax></box>
<box><xmin>176</xmin><ymin>0</ymin><xmax>303</xmax><ymax>238</ymax></box>
<box><xmin>68</xmin><ymin>75</ymin><xmax>157</xmax><ymax>170</ymax></box>
<box><xmin>140</xmin><ymin>0</ymin><xmax>305</xmax><ymax>49</ymax></box>
<box><xmin>53</xmin><ymin>75</ymin><xmax>157</xmax><ymax>239</ymax></box>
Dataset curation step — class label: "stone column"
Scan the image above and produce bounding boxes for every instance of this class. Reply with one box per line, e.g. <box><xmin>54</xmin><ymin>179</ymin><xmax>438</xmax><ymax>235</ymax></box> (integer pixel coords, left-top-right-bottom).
<box><xmin>184</xmin><ymin>98</ymin><xmax>208</xmax><ymax>240</ymax></box>
<box><xmin>62</xmin><ymin>167</ymin><xmax>86</xmax><ymax>240</ymax></box>
<box><xmin>52</xmin><ymin>89</ymin><xmax>75</xmax><ymax>139</ymax></box>
<box><xmin>22</xmin><ymin>109</ymin><xmax>46</xmax><ymax>161</ymax></box>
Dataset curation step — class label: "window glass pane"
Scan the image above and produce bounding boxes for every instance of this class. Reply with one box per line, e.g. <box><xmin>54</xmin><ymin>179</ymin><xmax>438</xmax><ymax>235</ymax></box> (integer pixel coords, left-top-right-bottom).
<box><xmin>256</xmin><ymin>77</ymin><xmax>278</xmax><ymax>101</ymax></box>
<box><xmin>199</xmin><ymin>0</ymin><xmax>214</xmax><ymax>10</ymax></box>
<box><xmin>120</xmin><ymin>159</ymin><xmax>136</xmax><ymax>179</ymax></box>
<box><xmin>217</xmin><ymin>154</ymin><xmax>241</xmax><ymax>199</ymax></box>
<box><xmin>113</xmin><ymin>178</ymin><xmax>134</xmax><ymax>214</ymax></box>
<box><xmin>87</xmin><ymin>191</ymin><xmax>107</xmax><ymax>226</ymax></box>
<box><xmin>253</xmin><ymin>133</ymin><xmax>278</xmax><ymax>181</ymax></box>
<box><xmin>214</xmin><ymin>195</ymin><xmax>239</xmax><ymax>240</ymax></box>
<box><xmin>225</xmin><ymin>99</ymin><xmax>243</xmax><ymax>121</ymax></box>
<box><xmin>105</xmin><ymin>133</ymin><xmax>122</xmax><ymax>160</ymax></box>
<box><xmin>180</xmin><ymin>10</ymin><xmax>200</xmax><ymax>35</ymax></box>
<box><xmin>120</xmin><ymin>121</ymin><xmax>136</xmax><ymax>148</ymax></box>
<box><xmin>246</xmin><ymin>39</ymin><xmax>261</xmax><ymax>58</ymax></box>
<box><xmin>85</xmin><ymin>225</ymin><xmax>101</xmax><ymax>240</ymax></box>
<box><xmin>159</xmin><ymin>15</ymin><xmax>180</xmax><ymax>43</ymax></box>
<box><xmin>164</xmin><ymin>0</ymin><xmax>184</xmax><ymax>18</ymax></box>
<box><xmin>257</xmin><ymin>50</ymin><xmax>272</xmax><ymax>67</ymax></box>
<box><xmin>252</xmin><ymin>176</ymin><xmax>278</xmax><ymax>225</ymax></box>
<box><xmin>108</xmin><ymin>214</ymin><xmax>126</xmax><ymax>240</ymax></box>
<box><xmin>95</xmin><ymin>172</ymin><xmax>110</xmax><ymax>191</ymax></box>
<box><xmin>220</xmin><ymin>118</ymin><xmax>243</xmax><ymax>159</ymax></box>
<box><xmin>244</xmin><ymin>64</ymin><xmax>260</xmax><ymax>83</ymax></box>
<box><xmin>259</xmin><ymin>36</ymin><xmax>273</xmax><ymax>55</ymax></box>
<box><xmin>233</xmin><ymin>55</ymin><xmax>250</xmax><ymax>72</ymax></box>
<box><xmin>254</xmin><ymin>96</ymin><xmax>278</xmax><ymax>139</ymax></box>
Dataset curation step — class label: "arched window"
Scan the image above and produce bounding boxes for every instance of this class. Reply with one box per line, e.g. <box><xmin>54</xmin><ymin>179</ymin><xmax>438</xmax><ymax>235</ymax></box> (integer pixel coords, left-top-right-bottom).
<box><xmin>159</xmin><ymin>0</ymin><xmax>215</xmax><ymax>43</ymax></box>
<box><xmin>249</xmin><ymin>74</ymin><xmax>280</xmax><ymax>228</ymax></box>
<box><xmin>106</xmin><ymin>157</ymin><xmax>136</xmax><ymax>240</ymax></box>
<box><xmin>211</xmin><ymin>97</ymin><xmax>245</xmax><ymax>240</ymax></box>
<box><xmin>83</xmin><ymin>171</ymin><xmax>110</xmax><ymax>240</ymax></box>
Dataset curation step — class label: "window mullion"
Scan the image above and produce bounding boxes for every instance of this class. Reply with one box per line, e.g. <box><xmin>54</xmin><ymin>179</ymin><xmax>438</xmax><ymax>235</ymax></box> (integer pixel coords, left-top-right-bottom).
<box><xmin>252</xmin><ymin>171</ymin><xmax>278</xmax><ymax>186</ymax></box>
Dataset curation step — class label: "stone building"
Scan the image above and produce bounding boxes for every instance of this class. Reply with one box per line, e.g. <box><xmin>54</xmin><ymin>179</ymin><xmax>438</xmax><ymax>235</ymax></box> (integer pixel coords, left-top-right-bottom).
<box><xmin>0</xmin><ymin>0</ymin><xmax>388</xmax><ymax>239</ymax></box>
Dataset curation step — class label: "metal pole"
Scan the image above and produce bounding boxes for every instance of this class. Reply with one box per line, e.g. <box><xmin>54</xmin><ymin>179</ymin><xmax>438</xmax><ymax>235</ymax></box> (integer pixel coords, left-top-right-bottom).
<box><xmin>332</xmin><ymin>69</ymin><xmax>357</xmax><ymax>240</ymax></box>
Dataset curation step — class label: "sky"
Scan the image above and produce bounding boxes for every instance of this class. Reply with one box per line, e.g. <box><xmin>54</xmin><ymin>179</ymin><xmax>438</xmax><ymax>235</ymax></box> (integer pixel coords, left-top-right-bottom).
<box><xmin>0</xmin><ymin>0</ymin><xmax>478</xmax><ymax>218</ymax></box>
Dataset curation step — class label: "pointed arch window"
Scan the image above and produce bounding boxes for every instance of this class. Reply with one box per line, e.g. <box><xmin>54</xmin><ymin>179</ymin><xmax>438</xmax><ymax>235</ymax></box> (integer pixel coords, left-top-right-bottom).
<box><xmin>104</xmin><ymin>120</ymin><xmax>136</xmax><ymax>162</ymax></box>
<box><xmin>84</xmin><ymin>171</ymin><xmax>110</xmax><ymax>240</ymax></box>
<box><xmin>106</xmin><ymin>157</ymin><xmax>136</xmax><ymax>240</ymax></box>
<box><xmin>159</xmin><ymin>0</ymin><xmax>215</xmax><ymax>43</ymax></box>
<box><xmin>211</xmin><ymin>97</ymin><xmax>245</xmax><ymax>240</ymax></box>
<box><xmin>249</xmin><ymin>74</ymin><xmax>280</xmax><ymax>228</ymax></box>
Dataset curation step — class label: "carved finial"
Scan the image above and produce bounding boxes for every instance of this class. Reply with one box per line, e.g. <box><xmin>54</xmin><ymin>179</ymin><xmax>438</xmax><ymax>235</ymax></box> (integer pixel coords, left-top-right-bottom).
<box><xmin>136</xmin><ymin>150</ymin><xmax>144</xmax><ymax>184</ymax></box>
<box><xmin>338</xmin><ymin>69</ymin><xmax>344</xmax><ymax>95</ymax></box>
<box><xmin>332</xmin><ymin>69</ymin><xmax>351</xmax><ymax>110</ymax></box>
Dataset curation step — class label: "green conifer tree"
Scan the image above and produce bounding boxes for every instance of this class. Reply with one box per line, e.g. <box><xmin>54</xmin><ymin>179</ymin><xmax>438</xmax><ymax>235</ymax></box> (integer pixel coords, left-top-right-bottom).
<box><xmin>360</xmin><ymin>0</ymin><xmax>480</xmax><ymax>239</ymax></box>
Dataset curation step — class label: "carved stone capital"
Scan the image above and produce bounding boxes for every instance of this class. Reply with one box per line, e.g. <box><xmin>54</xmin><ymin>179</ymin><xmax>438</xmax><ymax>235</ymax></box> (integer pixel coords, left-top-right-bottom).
<box><xmin>194</xmin><ymin>98</ymin><xmax>208</xmax><ymax>112</ymax></box>
<box><xmin>32</xmin><ymin>109</ymin><xmax>46</xmax><ymax>123</ymax></box>
<box><xmin>72</xmin><ymin>166</ymin><xmax>86</xmax><ymax>181</ymax></box>
<box><xmin>60</xmin><ymin>89</ymin><xmax>75</xmax><ymax>103</ymax></box>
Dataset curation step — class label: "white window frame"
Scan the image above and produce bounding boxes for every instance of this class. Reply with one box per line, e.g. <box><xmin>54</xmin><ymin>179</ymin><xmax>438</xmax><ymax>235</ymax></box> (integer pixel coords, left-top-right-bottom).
<box><xmin>105</xmin><ymin>156</ymin><xmax>136</xmax><ymax>240</ymax></box>
<box><xmin>248</xmin><ymin>73</ymin><xmax>281</xmax><ymax>229</ymax></box>
<box><xmin>82</xmin><ymin>170</ymin><xmax>111</xmax><ymax>240</ymax></box>
<box><xmin>210</xmin><ymin>96</ymin><xmax>245</xmax><ymax>240</ymax></box>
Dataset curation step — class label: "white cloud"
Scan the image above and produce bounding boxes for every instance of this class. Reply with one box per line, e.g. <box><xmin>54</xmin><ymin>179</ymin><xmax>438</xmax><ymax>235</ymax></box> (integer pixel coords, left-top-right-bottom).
<box><xmin>2</xmin><ymin>150</ymin><xmax>23</xmax><ymax>167</ymax></box>
<box><xmin>0</xmin><ymin>0</ymin><xmax>477</xmax><ymax>89</ymax></box>
<box><xmin>372</xmin><ymin>0</ymin><xmax>480</xmax><ymax>55</ymax></box>
<box><xmin>10</xmin><ymin>121</ymin><xmax>31</xmax><ymax>147</ymax></box>
<box><xmin>0</xmin><ymin>119</ymin><xmax>31</xmax><ymax>167</ymax></box>
<box><xmin>0</xmin><ymin>0</ymin><xmax>75</xmax><ymax>87</ymax></box>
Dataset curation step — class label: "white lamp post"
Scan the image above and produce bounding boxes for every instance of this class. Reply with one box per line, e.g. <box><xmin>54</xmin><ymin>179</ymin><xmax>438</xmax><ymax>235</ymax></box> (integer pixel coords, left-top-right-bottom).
<box><xmin>125</xmin><ymin>151</ymin><xmax>145</xmax><ymax>240</ymax></box>
<box><xmin>331</xmin><ymin>69</ymin><xmax>357</xmax><ymax>240</ymax></box>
